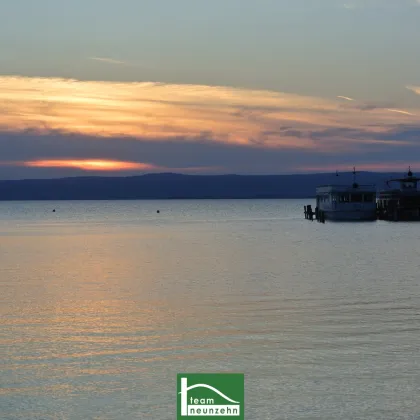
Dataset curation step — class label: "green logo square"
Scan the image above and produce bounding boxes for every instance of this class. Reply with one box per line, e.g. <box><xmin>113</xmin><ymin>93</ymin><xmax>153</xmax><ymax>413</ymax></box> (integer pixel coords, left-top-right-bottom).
<box><xmin>177</xmin><ymin>373</ymin><xmax>244</xmax><ymax>419</ymax></box>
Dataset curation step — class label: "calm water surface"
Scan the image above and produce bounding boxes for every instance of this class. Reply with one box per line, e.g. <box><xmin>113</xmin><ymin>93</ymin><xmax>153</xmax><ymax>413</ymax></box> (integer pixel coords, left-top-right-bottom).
<box><xmin>1</xmin><ymin>200</ymin><xmax>420</xmax><ymax>419</ymax></box>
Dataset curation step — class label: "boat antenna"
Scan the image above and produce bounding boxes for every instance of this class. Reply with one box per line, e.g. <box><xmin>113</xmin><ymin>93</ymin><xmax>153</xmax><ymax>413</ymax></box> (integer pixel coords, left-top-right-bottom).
<box><xmin>352</xmin><ymin>166</ymin><xmax>358</xmax><ymax>188</ymax></box>
<box><xmin>408</xmin><ymin>165</ymin><xmax>413</xmax><ymax>177</ymax></box>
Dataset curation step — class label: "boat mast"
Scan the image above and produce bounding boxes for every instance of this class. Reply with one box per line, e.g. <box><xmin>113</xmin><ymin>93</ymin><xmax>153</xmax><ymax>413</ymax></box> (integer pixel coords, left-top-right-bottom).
<box><xmin>352</xmin><ymin>166</ymin><xmax>358</xmax><ymax>188</ymax></box>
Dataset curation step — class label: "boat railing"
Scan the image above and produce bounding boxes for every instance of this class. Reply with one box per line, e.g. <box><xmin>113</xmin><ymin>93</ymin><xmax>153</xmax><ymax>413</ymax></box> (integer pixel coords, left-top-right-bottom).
<box><xmin>316</xmin><ymin>184</ymin><xmax>376</xmax><ymax>188</ymax></box>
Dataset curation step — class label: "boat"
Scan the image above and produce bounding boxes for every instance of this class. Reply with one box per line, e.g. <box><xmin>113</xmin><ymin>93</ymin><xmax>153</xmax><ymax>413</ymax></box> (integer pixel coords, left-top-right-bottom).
<box><xmin>377</xmin><ymin>167</ymin><xmax>420</xmax><ymax>221</ymax></box>
<box><xmin>314</xmin><ymin>168</ymin><xmax>377</xmax><ymax>221</ymax></box>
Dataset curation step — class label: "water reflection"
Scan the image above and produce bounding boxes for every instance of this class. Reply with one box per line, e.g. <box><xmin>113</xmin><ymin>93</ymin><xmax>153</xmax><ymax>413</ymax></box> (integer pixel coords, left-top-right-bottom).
<box><xmin>1</xmin><ymin>200</ymin><xmax>420</xmax><ymax>419</ymax></box>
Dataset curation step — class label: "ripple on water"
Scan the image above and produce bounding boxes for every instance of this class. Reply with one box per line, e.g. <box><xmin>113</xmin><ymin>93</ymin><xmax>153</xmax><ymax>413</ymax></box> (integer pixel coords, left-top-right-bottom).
<box><xmin>1</xmin><ymin>200</ymin><xmax>420</xmax><ymax>419</ymax></box>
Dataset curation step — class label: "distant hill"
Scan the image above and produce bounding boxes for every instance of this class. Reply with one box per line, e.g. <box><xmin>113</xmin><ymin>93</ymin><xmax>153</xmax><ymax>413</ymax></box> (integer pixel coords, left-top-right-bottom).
<box><xmin>0</xmin><ymin>172</ymin><xmax>407</xmax><ymax>200</ymax></box>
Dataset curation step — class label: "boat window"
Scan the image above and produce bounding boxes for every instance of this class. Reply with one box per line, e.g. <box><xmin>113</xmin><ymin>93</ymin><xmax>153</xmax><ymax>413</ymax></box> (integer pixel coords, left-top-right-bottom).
<box><xmin>339</xmin><ymin>194</ymin><xmax>350</xmax><ymax>203</ymax></box>
<box><xmin>363</xmin><ymin>194</ymin><xmax>374</xmax><ymax>202</ymax></box>
<box><xmin>351</xmin><ymin>194</ymin><xmax>363</xmax><ymax>202</ymax></box>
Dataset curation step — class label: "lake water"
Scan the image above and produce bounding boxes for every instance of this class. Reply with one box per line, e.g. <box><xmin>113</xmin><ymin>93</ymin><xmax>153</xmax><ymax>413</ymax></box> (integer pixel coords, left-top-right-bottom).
<box><xmin>1</xmin><ymin>199</ymin><xmax>420</xmax><ymax>420</ymax></box>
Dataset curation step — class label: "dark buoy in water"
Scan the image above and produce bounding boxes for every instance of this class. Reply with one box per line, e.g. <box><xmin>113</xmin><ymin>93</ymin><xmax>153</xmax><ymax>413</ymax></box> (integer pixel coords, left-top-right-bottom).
<box><xmin>157</xmin><ymin>210</ymin><xmax>160</xmax><ymax>214</ymax></box>
<box><xmin>52</xmin><ymin>209</ymin><xmax>56</xmax><ymax>212</ymax></box>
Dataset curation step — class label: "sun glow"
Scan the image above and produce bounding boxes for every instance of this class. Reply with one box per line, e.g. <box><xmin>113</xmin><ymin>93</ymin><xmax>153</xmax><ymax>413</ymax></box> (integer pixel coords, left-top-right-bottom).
<box><xmin>23</xmin><ymin>159</ymin><xmax>156</xmax><ymax>171</ymax></box>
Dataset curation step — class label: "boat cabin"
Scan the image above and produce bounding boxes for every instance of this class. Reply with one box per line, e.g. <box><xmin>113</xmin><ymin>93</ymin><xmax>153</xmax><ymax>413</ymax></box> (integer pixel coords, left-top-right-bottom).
<box><xmin>315</xmin><ymin>183</ymin><xmax>377</xmax><ymax>221</ymax></box>
<box><xmin>316</xmin><ymin>185</ymin><xmax>376</xmax><ymax>206</ymax></box>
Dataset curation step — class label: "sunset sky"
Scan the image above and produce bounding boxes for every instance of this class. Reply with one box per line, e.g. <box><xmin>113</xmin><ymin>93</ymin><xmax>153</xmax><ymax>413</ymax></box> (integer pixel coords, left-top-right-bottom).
<box><xmin>1</xmin><ymin>0</ymin><xmax>420</xmax><ymax>178</ymax></box>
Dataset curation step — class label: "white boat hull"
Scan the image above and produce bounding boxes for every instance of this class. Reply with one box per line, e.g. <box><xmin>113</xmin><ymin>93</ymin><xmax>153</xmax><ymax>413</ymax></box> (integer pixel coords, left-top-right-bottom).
<box><xmin>323</xmin><ymin>209</ymin><xmax>376</xmax><ymax>221</ymax></box>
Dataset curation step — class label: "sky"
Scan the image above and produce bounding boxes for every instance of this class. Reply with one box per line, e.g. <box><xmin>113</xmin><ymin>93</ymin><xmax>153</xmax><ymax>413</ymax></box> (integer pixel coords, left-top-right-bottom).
<box><xmin>1</xmin><ymin>0</ymin><xmax>420</xmax><ymax>179</ymax></box>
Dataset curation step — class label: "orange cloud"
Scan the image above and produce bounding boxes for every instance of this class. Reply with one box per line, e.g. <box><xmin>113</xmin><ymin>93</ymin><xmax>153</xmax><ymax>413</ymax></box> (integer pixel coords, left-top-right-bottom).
<box><xmin>407</xmin><ymin>85</ymin><xmax>420</xmax><ymax>95</ymax></box>
<box><xmin>386</xmin><ymin>108</ymin><xmax>415</xmax><ymax>116</ymax></box>
<box><xmin>1</xmin><ymin>75</ymin><xmax>419</xmax><ymax>153</ymax></box>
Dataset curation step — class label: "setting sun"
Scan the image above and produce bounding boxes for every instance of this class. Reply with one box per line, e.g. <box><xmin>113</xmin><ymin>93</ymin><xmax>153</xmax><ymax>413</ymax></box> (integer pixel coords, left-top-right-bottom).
<box><xmin>23</xmin><ymin>159</ymin><xmax>156</xmax><ymax>171</ymax></box>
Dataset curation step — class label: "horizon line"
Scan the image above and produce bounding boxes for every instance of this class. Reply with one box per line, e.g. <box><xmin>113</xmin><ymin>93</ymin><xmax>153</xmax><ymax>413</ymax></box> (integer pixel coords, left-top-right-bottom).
<box><xmin>0</xmin><ymin>169</ymin><xmax>414</xmax><ymax>182</ymax></box>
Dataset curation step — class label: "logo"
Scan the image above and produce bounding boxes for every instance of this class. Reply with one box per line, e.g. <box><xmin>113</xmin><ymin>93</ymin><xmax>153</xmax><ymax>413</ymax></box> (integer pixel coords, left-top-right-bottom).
<box><xmin>177</xmin><ymin>373</ymin><xmax>244</xmax><ymax>419</ymax></box>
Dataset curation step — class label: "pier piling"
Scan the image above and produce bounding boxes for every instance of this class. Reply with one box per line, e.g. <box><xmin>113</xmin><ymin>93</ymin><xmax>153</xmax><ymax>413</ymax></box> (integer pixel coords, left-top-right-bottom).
<box><xmin>304</xmin><ymin>205</ymin><xmax>315</xmax><ymax>221</ymax></box>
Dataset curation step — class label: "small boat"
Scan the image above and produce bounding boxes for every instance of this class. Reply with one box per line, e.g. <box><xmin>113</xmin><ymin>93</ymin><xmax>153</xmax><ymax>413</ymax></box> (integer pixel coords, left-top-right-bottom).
<box><xmin>315</xmin><ymin>168</ymin><xmax>377</xmax><ymax>221</ymax></box>
<box><xmin>377</xmin><ymin>167</ymin><xmax>420</xmax><ymax>221</ymax></box>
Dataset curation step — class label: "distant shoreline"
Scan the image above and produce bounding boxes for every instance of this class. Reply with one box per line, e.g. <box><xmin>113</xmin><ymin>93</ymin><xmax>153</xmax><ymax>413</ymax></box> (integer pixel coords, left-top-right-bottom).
<box><xmin>0</xmin><ymin>196</ymin><xmax>316</xmax><ymax>202</ymax></box>
<box><xmin>0</xmin><ymin>171</ymin><xmax>403</xmax><ymax>201</ymax></box>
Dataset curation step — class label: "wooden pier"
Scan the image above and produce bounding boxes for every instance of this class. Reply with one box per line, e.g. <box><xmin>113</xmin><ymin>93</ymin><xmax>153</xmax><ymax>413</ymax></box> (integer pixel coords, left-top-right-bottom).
<box><xmin>376</xmin><ymin>168</ymin><xmax>420</xmax><ymax>221</ymax></box>
<box><xmin>304</xmin><ymin>205</ymin><xmax>325</xmax><ymax>223</ymax></box>
<box><xmin>376</xmin><ymin>202</ymin><xmax>420</xmax><ymax>222</ymax></box>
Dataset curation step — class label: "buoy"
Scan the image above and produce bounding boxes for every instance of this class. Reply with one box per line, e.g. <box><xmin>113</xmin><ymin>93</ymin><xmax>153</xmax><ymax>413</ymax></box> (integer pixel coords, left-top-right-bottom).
<box><xmin>52</xmin><ymin>209</ymin><xmax>56</xmax><ymax>212</ymax></box>
<box><xmin>157</xmin><ymin>210</ymin><xmax>160</xmax><ymax>214</ymax></box>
